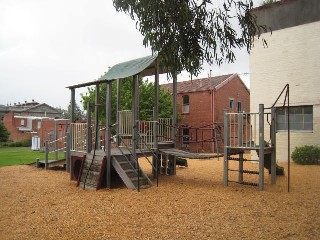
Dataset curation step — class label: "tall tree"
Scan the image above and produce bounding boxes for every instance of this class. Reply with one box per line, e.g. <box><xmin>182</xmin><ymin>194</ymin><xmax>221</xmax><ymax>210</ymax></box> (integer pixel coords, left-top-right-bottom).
<box><xmin>0</xmin><ymin>122</ymin><xmax>10</xmax><ymax>142</ymax></box>
<box><xmin>56</xmin><ymin>102</ymin><xmax>85</xmax><ymax>120</ymax></box>
<box><xmin>113</xmin><ymin>0</ymin><xmax>268</xmax><ymax>76</ymax></box>
<box><xmin>81</xmin><ymin>77</ymin><xmax>172</xmax><ymax>124</ymax></box>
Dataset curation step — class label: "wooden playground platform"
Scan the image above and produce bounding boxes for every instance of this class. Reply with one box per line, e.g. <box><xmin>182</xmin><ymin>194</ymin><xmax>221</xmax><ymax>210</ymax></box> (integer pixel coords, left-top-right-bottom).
<box><xmin>32</xmin><ymin>159</ymin><xmax>66</xmax><ymax>169</ymax></box>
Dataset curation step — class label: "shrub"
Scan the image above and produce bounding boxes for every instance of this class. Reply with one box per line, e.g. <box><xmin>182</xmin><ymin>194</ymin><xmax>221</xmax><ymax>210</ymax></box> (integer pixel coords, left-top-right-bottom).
<box><xmin>291</xmin><ymin>145</ymin><xmax>320</xmax><ymax>165</ymax></box>
<box><xmin>3</xmin><ymin>139</ymin><xmax>32</xmax><ymax>147</ymax></box>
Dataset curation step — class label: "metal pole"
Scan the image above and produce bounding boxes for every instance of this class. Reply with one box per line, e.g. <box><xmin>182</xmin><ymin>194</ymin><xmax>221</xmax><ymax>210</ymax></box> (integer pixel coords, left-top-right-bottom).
<box><xmin>223</xmin><ymin>109</ymin><xmax>229</xmax><ymax>186</ymax></box>
<box><xmin>105</xmin><ymin>82</ymin><xmax>112</xmax><ymax>188</ymax></box>
<box><xmin>287</xmin><ymin>85</ymin><xmax>290</xmax><ymax>192</ymax></box>
<box><xmin>271</xmin><ymin>107</ymin><xmax>276</xmax><ymax>184</ymax></box>
<box><xmin>258</xmin><ymin>104</ymin><xmax>264</xmax><ymax>191</ymax></box>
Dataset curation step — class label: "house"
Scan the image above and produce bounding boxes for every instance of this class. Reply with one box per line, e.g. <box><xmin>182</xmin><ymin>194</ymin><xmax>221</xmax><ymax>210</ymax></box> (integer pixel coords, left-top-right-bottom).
<box><xmin>3</xmin><ymin>101</ymin><xmax>63</xmax><ymax>147</ymax></box>
<box><xmin>161</xmin><ymin>73</ymin><xmax>250</xmax><ymax>152</ymax></box>
<box><xmin>250</xmin><ymin>0</ymin><xmax>320</xmax><ymax>161</ymax></box>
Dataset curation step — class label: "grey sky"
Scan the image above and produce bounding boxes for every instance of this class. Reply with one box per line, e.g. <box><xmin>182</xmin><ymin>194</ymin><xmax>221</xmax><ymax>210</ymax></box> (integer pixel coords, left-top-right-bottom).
<box><xmin>0</xmin><ymin>0</ymin><xmax>263</xmax><ymax>109</ymax></box>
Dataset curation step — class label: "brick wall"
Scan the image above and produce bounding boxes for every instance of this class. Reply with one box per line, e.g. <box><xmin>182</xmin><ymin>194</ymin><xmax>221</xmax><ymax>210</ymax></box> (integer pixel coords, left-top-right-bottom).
<box><xmin>3</xmin><ymin>112</ymin><xmax>31</xmax><ymax>142</ymax></box>
<box><xmin>177</xmin><ymin>75</ymin><xmax>250</xmax><ymax>152</ymax></box>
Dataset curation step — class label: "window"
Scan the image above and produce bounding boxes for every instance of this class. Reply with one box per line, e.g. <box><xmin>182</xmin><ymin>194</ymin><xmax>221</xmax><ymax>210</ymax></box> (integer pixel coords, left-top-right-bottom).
<box><xmin>37</xmin><ymin>121</ymin><xmax>41</xmax><ymax>129</ymax></box>
<box><xmin>229</xmin><ymin>98</ymin><xmax>234</xmax><ymax>109</ymax></box>
<box><xmin>237</xmin><ymin>102</ymin><xmax>242</xmax><ymax>112</ymax></box>
<box><xmin>276</xmin><ymin>105</ymin><xmax>313</xmax><ymax>131</ymax></box>
<box><xmin>20</xmin><ymin>119</ymin><xmax>25</xmax><ymax>126</ymax></box>
<box><xmin>182</xmin><ymin>127</ymin><xmax>189</xmax><ymax>144</ymax></box>
<box><xmin>182</xmin><ymin>95</ymin><xmax>189</xmax><ymax>113</ymax></box>
<box><xmin>49</xmin><ymin>130</ymin><xmax>54</xmax><ymax>141</ymax></box>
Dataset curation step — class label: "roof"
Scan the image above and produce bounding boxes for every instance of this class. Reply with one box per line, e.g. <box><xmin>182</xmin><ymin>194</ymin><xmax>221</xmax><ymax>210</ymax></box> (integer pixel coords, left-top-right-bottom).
<box><xmin>14</xmin><ymin>116</ymin><xmax>51</xmax><ymax>120</ymax></box>
<box><xmin>99</xmin><ymin>54</ymin><xmax>160</xmax><ymax>80</ymax></box>
<box><xmin>161</xmin><ymin>74</ymin><xmax>240</xmax><ymax>93</ymax></box>
<box><xmin>22</xmin><ymin>103</ymin><xmax>59</xmax><ymax>114</ymax></box>
<box><xmin>67</xmin><ymin>54</ymin><xmax>169</xmax><ymax>89</ymax></box>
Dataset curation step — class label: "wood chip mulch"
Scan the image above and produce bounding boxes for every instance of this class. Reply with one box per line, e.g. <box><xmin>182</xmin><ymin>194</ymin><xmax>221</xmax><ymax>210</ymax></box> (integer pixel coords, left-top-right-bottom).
<box><xmin>0</xmin><ymin>156</ymin><xmax>319</xmax><ymax>240</ymax></box>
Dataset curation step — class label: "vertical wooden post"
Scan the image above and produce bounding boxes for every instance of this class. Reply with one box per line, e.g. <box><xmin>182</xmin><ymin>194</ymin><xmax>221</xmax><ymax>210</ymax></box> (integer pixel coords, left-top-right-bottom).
<box><xmin>116</xmin><ymin>79</ymin><xmax>121</xmax><ymax>147</ymax></box>
<box><xmin>71</xmin><ymin>88</ymin><xmax>76</xmax><ymax>122</ymax></box>
<box><xmin>69</xmin><ymin>88</ymin><xmax>76</xmax><ymax>177</ymax></box>
<box><xmin>65</xmin><ymin>133</ymin><xmax>70</xmax><ymax>173</ymax></box>
<box><xmin>258</xmin><ymin>104</ymin><xmax>265</xmax><ymax>191</ymax></box>
<box><xmin>152</xmin><ymin>64</ymin><xmax>159</xmax><ymax>177</ymax></box>
<box><xmin>54</xmin><ymin>120</ymin><xmax>58</xmax><ymax>160</ymax></box>
<box><xmin>223</xmin><ymin>109</ymin><xmax>229</xmax><ymax>186</ymax></box>
<box><xmin>45</xmin><ymin>141</ymin><xmax>49</xmax><ymax>169</ymax></box>
<box><xmin>172</xmin><ymin>72</ymin><xmax>177</xmax><ymax>147</ymax></box>
<box><xmin>86</xmin><ymin>102</ymin><xmax>92</xmax><ymax>153</ymax></box>
<box><xmin>238</xmin><ymin>152</ymin><xmax>244</xmax><ymax>183</ymax></box>
<box><xmin>132</xmin><ymin>75</ymin><xmax>139</xmax><ymax>159</ymax></box>
<box><xmin>238</xmin><ymin>114</ymin><xmax>243</xmax><ymax>147</ymax></box>
<box><xmin>105</xmin><ymin>82</ymin><xmax>112</xmax><ymax>189</ymax></box>
<box><xmin>95</xmin><ymin>84</ymin><xmax>100</xmax><ymax>150</ymax></box>
<box><xmin>64</xmin><ymin>120</ymin><xmax>68</xmax><ymax>161</ymax></box>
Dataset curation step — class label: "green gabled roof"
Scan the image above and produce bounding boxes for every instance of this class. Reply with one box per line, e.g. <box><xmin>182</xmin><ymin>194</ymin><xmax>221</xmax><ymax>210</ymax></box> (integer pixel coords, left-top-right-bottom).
<box><xmin>99</xmin><ymin>54</ymin><xmax>158</xmax><ymax>81</ymax></box>
<box><xmin>67</xmin><ymin>54</ymin><xmax>168</xmax><ymax>89</ymax></box>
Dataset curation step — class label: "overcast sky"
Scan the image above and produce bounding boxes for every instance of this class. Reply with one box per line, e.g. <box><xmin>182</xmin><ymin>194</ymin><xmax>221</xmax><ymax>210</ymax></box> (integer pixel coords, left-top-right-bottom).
<box><xmin>0</xmin><ymin>0</ymin><xmax>263</xmax><ymax>109</ymax></box>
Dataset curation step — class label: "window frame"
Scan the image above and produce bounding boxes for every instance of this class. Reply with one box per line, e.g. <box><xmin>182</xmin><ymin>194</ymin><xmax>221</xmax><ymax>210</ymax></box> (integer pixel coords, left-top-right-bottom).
<box><xmin>182</xmin><ymin>95</ymin><xmax>190</xmax><ymax>113</ymax></box>
<box><xmin>237</xmin><ymin>101</ymin><xmax>242</xmax><ymax>113</ymax></box>
<box><xmin>276</xmin><ymin>105</ymin><xmax>313</xmax><ymax>132</ymax></box>
<box><xmin>229</xmin><ymin>98</ymin><xmax>234</xmax><ymax>109</ymax></box>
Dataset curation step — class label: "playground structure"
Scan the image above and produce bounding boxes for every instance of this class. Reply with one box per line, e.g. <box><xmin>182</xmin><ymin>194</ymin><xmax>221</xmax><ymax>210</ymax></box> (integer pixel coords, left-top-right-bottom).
<box><xmin>63</xmin><ymin>54</ymin><xmax>218</xmax><ymax>191</ymax></box>
<box><xmin>36</xmin><ymin>54</ymin><xmax>289</xmax><ymax>192</ymax></box>
<box><xmin>35</xmin><ymin>119</ymin><xmax>69</xmax><ymax>169</ymax></box>
<box><xmin>224</xmin><ymin>84</ymin><xmax>290</xmax><ymax>191</ymax></box>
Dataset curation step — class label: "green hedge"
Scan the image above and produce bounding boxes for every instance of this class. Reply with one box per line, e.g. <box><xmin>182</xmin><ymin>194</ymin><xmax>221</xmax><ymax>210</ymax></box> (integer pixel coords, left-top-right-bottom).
<box><xmin>291</xmin><ymin>145</ymin><xmax>320</xmax><ymax>165</ymax></box>
<box><xmin>0</xmin><ymin>139</ymin><xmax>32</xmax><ymax>147</ymax></box>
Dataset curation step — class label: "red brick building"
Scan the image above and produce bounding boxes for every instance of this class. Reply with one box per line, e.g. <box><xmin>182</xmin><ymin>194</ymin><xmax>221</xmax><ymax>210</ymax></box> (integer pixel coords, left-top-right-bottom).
<box><xmin>161</xmin><ymin>74</ymin><xmax>250</xmax><ymax>153</ymax></box>
<box><xmin>3</xmin><ymin>102</ymin><xmax>65</xmax><ymax>149</ymax></box>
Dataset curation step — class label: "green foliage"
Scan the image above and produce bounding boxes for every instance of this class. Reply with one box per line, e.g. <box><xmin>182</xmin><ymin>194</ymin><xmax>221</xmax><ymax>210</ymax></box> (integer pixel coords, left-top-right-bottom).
<box><xmin>81</xmin><ymin>77</ymin><xmax>172</xmax><ymax>124</ymax></box>
<box><xmin>262</xmin><ymin>0</ymin><xmax>276</xmax><ymax>5</ymax></box>
<box><xmin>57</xmin><ymin>102</ymin><xmax>85</xmax><ymax>120</ymax></box>
<box><xmin>113</xmin><ymin>0</ymin><xmax>269</xmax><ymax>77</ymax></box>
<box><xmin>0</xmin><ymin>122</ymin><xmax>10</xmax><ymax>142</ymax></box>
<box><xmin>0</xmin><ymin>138</ymin><xmax>32</xmax><ymax>147</ymax></box>
<box><xmin>291</xmin><ymin>145</ymin><xmax>320</xmax><ymax>165</ymax></box>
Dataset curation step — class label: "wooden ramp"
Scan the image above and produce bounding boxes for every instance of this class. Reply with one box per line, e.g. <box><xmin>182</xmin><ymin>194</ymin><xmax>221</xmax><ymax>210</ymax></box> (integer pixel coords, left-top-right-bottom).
<box><xmin>77</xmin><ymin>150</ymin><xmax>152</xmax><ymax>190</ymax></box>
<box><xmin>77</xmin><ymin>153</ymin><xmax>106</xmax><ymax>190</ymax></box>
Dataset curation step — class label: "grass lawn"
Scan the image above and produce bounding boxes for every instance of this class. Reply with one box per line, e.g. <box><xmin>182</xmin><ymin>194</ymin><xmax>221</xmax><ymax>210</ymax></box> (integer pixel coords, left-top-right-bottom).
<box><xmin>0</xmin><ymin>147</ymin><xmax>60</xmax><ymax>167</ymax></box>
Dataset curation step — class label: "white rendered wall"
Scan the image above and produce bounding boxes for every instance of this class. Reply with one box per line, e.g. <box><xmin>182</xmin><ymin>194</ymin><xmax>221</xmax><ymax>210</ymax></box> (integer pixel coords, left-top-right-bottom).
<box><xmin>250</xmin><ymin>21</ymin><xmax>320</xmax><ymax>162</ymax></box>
